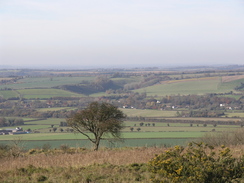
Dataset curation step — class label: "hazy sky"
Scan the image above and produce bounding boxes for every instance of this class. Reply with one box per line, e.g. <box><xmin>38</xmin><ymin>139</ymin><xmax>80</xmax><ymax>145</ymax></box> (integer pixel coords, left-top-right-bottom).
<box><xmin>0</xmin><ymin>0</ymin><xmax>244</xmax><ymax>68</ymax></box>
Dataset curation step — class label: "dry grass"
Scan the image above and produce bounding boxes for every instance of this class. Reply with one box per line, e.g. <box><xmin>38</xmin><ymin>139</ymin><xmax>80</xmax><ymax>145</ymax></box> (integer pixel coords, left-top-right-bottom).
<box><xmin>0</xmin><ymin>145</ymin><xmax>243</xmax><ymax>183</ymax></box>
<box><xmin>228</xmin><ymin>145</ymin><xmax>244</xmax><ymax>157</ymax></box>
<box><xmin>1</xmin><ymin>145</ymin><xmax>243</xmax><ymax>171</ymax></box>
<box><xmin>0</xmin><ymin>147</ymin><xmax>166</xmax><ymax>171</ymax></box>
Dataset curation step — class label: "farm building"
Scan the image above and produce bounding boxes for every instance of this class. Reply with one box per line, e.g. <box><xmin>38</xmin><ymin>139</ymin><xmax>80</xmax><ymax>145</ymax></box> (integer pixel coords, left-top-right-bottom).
<box><xmin>0</xmin><ymin>127</ymin><xmax>27</xmax><ymax>135</ymax></box>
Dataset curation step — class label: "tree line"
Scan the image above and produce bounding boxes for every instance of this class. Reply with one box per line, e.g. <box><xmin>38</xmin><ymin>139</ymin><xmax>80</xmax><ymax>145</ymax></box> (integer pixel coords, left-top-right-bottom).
<box><xmin>0</xmin><ymin>118</ymin><xmax>24</xmax><ymax>127</ymax></box>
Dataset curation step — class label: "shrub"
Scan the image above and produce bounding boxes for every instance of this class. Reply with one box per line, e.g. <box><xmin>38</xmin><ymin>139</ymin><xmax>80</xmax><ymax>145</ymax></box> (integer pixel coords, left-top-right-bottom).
<box><xmin>0</xmin><ymin>144</ymin><xmax>10</xmax><ymax>158</ymax></box>
<box><xmin>0</xmin><ymin>139</ymin><xmax>26</xmax><ymax>158</ymax></box>
<box><xmin>60</xmin><ymin>144</ymin><xmax>70</xmax><ymax>153</ymax></box>
<box><xmin>28</xmin><ymin>149</ymin><xmax>37</xmax><ymax>155</ymax></box>
<box><xmin>9</xmin><ymin>137</ymin><xmax>25</xmax><ymax>158</ymax></box>
<box><xmin>148</xmin><ymin>142</ymin><xmax>244</xmax><ymax>183</ymax></box>
<box><xmin>42</xmin><ymin>143</ymin><xmax>51</xmax><ymax>152</ymax></box>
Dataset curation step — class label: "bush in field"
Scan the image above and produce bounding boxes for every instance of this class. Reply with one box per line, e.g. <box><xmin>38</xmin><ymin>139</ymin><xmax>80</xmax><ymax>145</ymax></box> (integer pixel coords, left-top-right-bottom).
<box><xmin>148</xmin><ymin>142</ymin><xmax>244</xmax><ymax>183</ymax></box>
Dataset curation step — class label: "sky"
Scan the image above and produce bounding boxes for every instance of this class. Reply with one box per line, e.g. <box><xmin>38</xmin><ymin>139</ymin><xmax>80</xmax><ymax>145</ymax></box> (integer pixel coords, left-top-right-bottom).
<box><xmin>0</xmin><ymin>0</ymin><xmax>244</xmax><ymax>68</ymax></box>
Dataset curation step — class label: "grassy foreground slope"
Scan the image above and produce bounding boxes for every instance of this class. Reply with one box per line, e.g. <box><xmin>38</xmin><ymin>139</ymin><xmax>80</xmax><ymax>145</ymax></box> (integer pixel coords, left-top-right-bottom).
<box><xmin>0</xmin><ymin>144</ymin><xmax>243</xmax><ymax>183</ymax></box>
<box><xmin>0</xmin><ymin>147</ymin><xmax>168</xmax><ymax>183</ymax></box>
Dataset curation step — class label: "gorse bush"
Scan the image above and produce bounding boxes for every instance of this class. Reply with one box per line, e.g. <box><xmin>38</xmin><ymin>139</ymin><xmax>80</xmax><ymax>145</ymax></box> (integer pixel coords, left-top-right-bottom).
<box><xmin>148</xmin><ymin>142</ymin><xmax>244</xmax><ymax>183</ymax></box>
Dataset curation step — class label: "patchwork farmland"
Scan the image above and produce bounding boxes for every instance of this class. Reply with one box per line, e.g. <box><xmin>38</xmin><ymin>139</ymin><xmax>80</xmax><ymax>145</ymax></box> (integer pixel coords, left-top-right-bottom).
<box><xmin>0</xmin><ymin>66</ymin><xmax>243</xmax><ymax>149</ymax></box>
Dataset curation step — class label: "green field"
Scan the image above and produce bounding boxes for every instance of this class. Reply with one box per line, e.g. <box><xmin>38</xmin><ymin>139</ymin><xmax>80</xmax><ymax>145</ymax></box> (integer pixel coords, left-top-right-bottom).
<box><xmin>3</xmin><ymin>117</ymin><xmax>41</xmax><ymax>121</ymax></box>
<box><xmin>1</xmin><ymin>74</ymin><xmax>243</xmax><ymax>99</ymax></box>
<box><xmin>20</xmin><ymin>125</ymin><xmax>52</xmax><ymax>130</ymax></box>
<box><xmin>24</xmin><ymin>118</ymin><xmax>65</xmax><ymax>125</ymax></box>
<box><xmin>8</xmin><ymin>122</ymin><xmax>240</xmax><ymax>133</ymax></box>
<box><xmin>219</xmin><ymin>78</ymin><xmax>244</xmax><ymax>91</ymax></box>
<box><xmin>1</xmin><ymin>119</ymin><xmax>239</xmax><ymax>139</ymax></box>
<box><xmin>0</xmin><ymin>76</ymin><xmax>95</xmax><ymax>90</ymax></box>
<box><xmin>89</xmin><ymin>92</ymin><xmax>109</xmax><ymax>97</ymax></box>
<box><xmin>0</xmin><ymin>138</ymin><xmax>191</xmax><ymax>149</ymax></box>
<box><xmin>160</xmin><ymin>117</ymin><xmax>241</xmax><ymax>122</ymax></box>
<box><xmin>123</xmin><ymin>131</ymin><xmax>205</xmax><ymax>138</ymax></box>
<box><xmin>17</xmin><ymin>89</ymin><xmax>85</xmax><ymax>99</ymax></box>
<box><xmin>1</xmin><ymin>116</ymin><xmax>242</xmax><ymax>149</ymax></box>
<box><xmin>0</xmin><ymin>70</ymin><xmax>243</xmax><ymax>150</ymax></box>
<box><xmin>0</xmin><ymin>133</ymin><xmax>85</xmax><ymax>140</ymax></box>
<box><xmin>225</xmin><ymin>112</ymin><xmax>244</xmax><ymax>118</ymax></box>
<box><xmin>19</xmin><ymin>117</ymin><xmax>241</xmax><ymax>130</ymax></box>
<box><xmin>0</xmin><ymin>90</ymin><xmax>18</xmax><ymax>99</ymax></box>
<box><xmin>36</xmin><ymin>107</ymin><xmax>77</xmax><ymax>112</ymax></box>
<box><xmin>0</xmin><ymin>131</ymin><xmax>204</xmax><ymax>141</ymax></box>
<box><xmin>134</xmin><ymin>77</ymin><xmax>241</xmax><ymax>96</ymax></box>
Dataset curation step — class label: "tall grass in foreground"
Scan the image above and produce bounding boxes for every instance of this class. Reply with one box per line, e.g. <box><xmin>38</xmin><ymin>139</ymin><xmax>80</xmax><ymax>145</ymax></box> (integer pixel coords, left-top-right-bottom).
<box><xmin>0</xmin><ymin>144</ymin><xmax>243</xmax><ymax>183</ymax></box>
<box><xmin>0</xmin><ymin>147</ymin><xmax>166</xmax><ymax>183</ymax></box>
<box><xmin>0</xmin><ymin>147</ymin><xmax>166</xmax><ymax>171</ymax></box>
<box><xmin>1</xmin><ymin>129</ymin><xmax>244</xmax><ymax>182</ymax></box>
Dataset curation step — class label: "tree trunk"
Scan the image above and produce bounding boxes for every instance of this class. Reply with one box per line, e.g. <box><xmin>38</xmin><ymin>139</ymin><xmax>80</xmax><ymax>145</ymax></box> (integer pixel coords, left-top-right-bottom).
<box><xmin>93</xmin><ymin>138</ymin><xmax>100</xmax><ymax>151</ymax></box>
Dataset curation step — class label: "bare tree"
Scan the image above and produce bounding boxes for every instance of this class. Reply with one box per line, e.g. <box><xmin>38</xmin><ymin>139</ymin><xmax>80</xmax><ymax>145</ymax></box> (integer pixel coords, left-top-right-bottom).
<box><xmin>67</xmin><ymin>102</ymin><xmax>126</xmax><ymax>151</ymax></box>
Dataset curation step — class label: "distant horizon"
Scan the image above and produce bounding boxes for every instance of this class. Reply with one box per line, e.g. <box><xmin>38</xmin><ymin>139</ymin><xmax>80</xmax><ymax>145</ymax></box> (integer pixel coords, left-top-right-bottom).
<box><xmin>1</xmin><ymin>63</ymin><xmax>243</xmax><ymax>70</ymax></box>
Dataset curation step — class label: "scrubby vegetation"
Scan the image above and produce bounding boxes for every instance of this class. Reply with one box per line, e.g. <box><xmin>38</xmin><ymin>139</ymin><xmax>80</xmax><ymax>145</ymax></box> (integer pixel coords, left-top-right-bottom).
<box><xmin>149</xmin><ymin>142</ymin><xmax>244</xmax><ymax>183</ymax></box>
<box><xmin>0</xmin><ymin>142</ymin><xmax>243</xmax><ymax>183</ymax></box>
<box><xmin>1</xmin><ymin>130</ymin><xmax>244</xmax><ymax>182</ymax></box>
<box><xmin>0</xmin><ymin>145</ymin><xmax>162</xmax><ymax>183</ymax></box>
